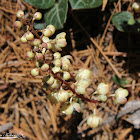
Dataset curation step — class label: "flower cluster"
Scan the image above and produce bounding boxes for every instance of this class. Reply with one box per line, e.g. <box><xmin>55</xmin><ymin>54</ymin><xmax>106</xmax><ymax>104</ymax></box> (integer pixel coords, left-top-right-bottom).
<box><xmin>14</xmin><ymin>10</ymin><xmax>129</xmax><ymax>128</ymax></box>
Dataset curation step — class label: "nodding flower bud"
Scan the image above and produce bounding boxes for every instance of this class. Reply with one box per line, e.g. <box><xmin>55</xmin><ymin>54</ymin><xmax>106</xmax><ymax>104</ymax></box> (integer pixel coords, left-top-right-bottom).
<box><xmin>42</xmin><ymin>36</ymin><xmax>49</xmax><ymax>43</ymax></box>
<box><xmin>63</xmin><ymin>71</ymin><xmax>71</xmax><ymax>80</ymax></box>
<box><xmin>21</xmin><ymin>34</ymin><xmax>27</xmax><ymax>43</ymax></box>
<box><xmin>26</xmin><ymin>31</ymin><xmax>34</xmax><ymax>41</ymax></box>
<box><xmin>36</xmin><ymin>53</ymin><xmax>43</xmax><ymax>61</ymax></box>
<box><xmin>53</xmin><ymin>52</ymin><xmax>61</xmax><ymax>59</ymax></box>
<box><xmin>51</xmin><ymin>79</ymin><xmax>60</xmax><ymax>89</ymax></box>
<box><xmin>33</xmin><ymin>12</ymin><xmax>42</xmax><ymax>20</ymax></box>
<box><xmin>98</xmin><ymin>95</ymin><xmax>107</xmax><ymax>102</ymax></box>
<box><xmin>46</xmin><ymin>25</ymin><xmax>56</xmax><ymax>35</ymax></box>
<box><xmin>26</xmin><ymin>51</ymin><xmax>34</xmax><ymax>60</ymax></box>
<box><xmin>16</xmin><ymin>10</ymin><xmax>24</xmax><ymax>18</ymax></box>
<box><xmin>31</xmin><ymin>68</ymin><xmax>39</xmax><ymax>76</ymax></box>
<box><xmin>97</xmin><ymin>83</ymin><xmax>110</xmax><ymax>95</ymax></box>
<box><xmin>56</xmin><ymin>32</ymin><xmax>66</xmax><ymax>40</ymax></box>
<box><xmin>14</xmin><ymin>21</ymin><xmax>22</xmax><ymax>29</ymax></box>
<box><xmin>56</xmin><ymin>39</ymin><xmax>67</xmax><ymax>48</ymax></box>
<box><xmin>76</xmin><ymin>69</ymin><xmax>92</xmax><ymax>80</ymax></box>
<box><xmin>62</xmin><ymin>104</ymin><xmax>74</xmax><ymax>115</ymax></box>
<box><xmin>114</xmin><ymin>88</ymin><xmax>129</xmax><ymax>104</ymax></box>
<box><xmin>57</xmin><ymin>89</ymin><xmax>69</xmax><ymax>102</ymax></box>
<box><xmin>53</xmin><ymin>59</ymin><xmax>62</xmax><ymax>67</ymax></box>
<box><xmin>75</xmin><ymin>86</ymin><xmax>86</xmax><ymax>95</ymax></box>
<box><xmin>52</xmin><ymin>66</ymin><xmax>61</xmax><ymax>73</ymax></box>
<box><xmin>41</xmin><ymin>63</ymin><xmax>49</xmax><ymax>71</ymax></box>
<box><xmin>33</xmin><ymin>39</ymin><xmax>41</xmax><ymax>46</ymax></box>
<box><xmin>87</xmin><ymin>115</ymin><xmax>102</xmax><ymax>128</ymax></box>
<box><xmin>42</xmin><ymin>28</ymin><xmax>52</xmax><ymax>37</ymax></box>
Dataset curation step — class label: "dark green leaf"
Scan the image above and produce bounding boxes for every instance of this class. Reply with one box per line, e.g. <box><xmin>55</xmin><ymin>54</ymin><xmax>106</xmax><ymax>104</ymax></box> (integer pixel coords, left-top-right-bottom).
<box><xmin>44</xmin><ymin>0</ymin><xmax>68</xmax><ymax>30</ymax></box>
<box><xmin>113</xmin><ymin>76</ymin><xmax>130</xmax><ymax>86</ymax></box>
<box><xmin>69</xmin><ymin>0</ymin><xmax>103</xmax><ymax>9</ymax></box>
<box><xmin>112</xmin><ymin>12</ymin><xmax>134</xmax><ymax>32</ymax></box>
<box><xmin>24</xmin><ymin>0</ymin><xmax>55</xmax><ymax>9</ymax></box>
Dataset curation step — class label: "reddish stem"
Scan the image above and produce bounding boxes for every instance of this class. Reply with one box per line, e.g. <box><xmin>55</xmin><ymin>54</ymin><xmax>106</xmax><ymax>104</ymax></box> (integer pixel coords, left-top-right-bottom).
<box><xmin>49</xmin><ymin>69</ymin><xmax>100</xmax><ymax>103</ymax></box>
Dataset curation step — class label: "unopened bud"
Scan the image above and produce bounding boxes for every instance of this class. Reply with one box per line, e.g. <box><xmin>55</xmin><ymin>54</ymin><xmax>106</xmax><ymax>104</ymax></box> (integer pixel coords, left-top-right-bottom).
<box><xmin>41</xmin><ymin>63</ymin><xmax>49</xmax><ymax>71</ymax></box>
<box><xmin>87</xmin><ymin>115</ymin><xmax>102</xmax><ymax>128</ymax></box>
<box><xmin>43</xmin><ymin>75</ymin><xmax>54</xmax><ymax>85</ymax></box>
<box><xmin>46</xmin><ymin>42</ymin><xmax>53</xmax><ymax>49</ymax></box>
<box><xmin>14</xmin><ymin>21</ymin><xmax>22</xmax><ymax>29</ymax></box>
<box><xmin>56</xmin><ymin>32</ymin><xmax>66</xmax><ymax>39</ymax></box>
<box><xmin>63</xmin><ymin>71</ymin><xmax>71</xmax><ymax>80</ymax></box>
<box><xmin>76</xmin><ymin>79</ymin><xmax>91</xmax><ymax>89</ymax></box>
<box><xmin>26</xmin><ymin>51</ymin><xmax>34</xmax><ymax>60</ymax></box>
<box><xmin>16</xmin><ymin>10</ymin><xmax>24</xmax><ymax>18</ymax></box>
<box><xmin>52</xmin><ymin>66</ymin><xmax>61</xmax><ymax>73</ymax></box>
<box><xmin>76</xmin><ymin>69</ymin><xmax>92</xmax><ymax>80</ymax></box>
<box><xmin>115</xmin><ymin>97</ymin><xmax>127</xmax><ymax>104</ymax></box>
<box><xmin>33</xmin><ymin>12</ymin><xmax>42</xmax><ymax>20</ymax></box>
<box><xmin>21</xmin><ymin>34</ymin><xmax>27</xmax><ymax>43</ymax></box>
<box><xmin>42</xmin><ymin>28</ymin><xmax>52</xmax><ymax>37</ymax></box>
<box><xmin>42</xmin><ymin>36</ymin><xmax>49</xmax><ymax>43</ymax></box>
<box><xmin>53</xmin><ymin>59</ymin><xmax>61</xmax><ymax>67</ymax></box>
<box><xmin>51</xmin><ymin>79</ymin><xmax>60</xmax><ymax>89</ymax></box>
<box><xmin>42</xmin><ymin>48</ymin><xmax>46</xmax><ymax>54</ymax></box>
<box><xmin>42</xmin><ymin>42</ymin><xmax>48</xmax><ymax>48</ymax></box>
<box><xmin>53</xmin><ymin>52</ymin><xmax>61</xmax><ymax>59</ymax></box>
<box><xmin>33</xmin><ymin>39</ymin><xmax>41</xmax><ymax>46</ymax></box>
<box><xmin>56</xmin><ymin>39</ymin><xmax>67</xmax><ymax>48</ymax></box>
<box><xmin>75</xmin><ymin>86</ymin><xmax>85</xmax><ymax>95</ymax></box>
<box><xmin>31</xmin><ymin>68</ymin><xmax>39</xmax><ymax>76</ymax></box>
<box><xmin>36</xmin><ymin>61</ymin><xmax>40</xmax><ymax>67</ymax></box>
<box><xmin>26</xmin><ymin>31</ymin><xmax>34</xmax><ymax>41</ymax></box>
<box><xmin>115</xmin><ymin>88</ymin><xmax>129</xmax><ymax>99</ymax></box>
<box><xmin>72</xmin><ymin>102</ymin><xmax>81</xmax><ymax>112</ymax></box>
<box><xmin>36</xmin><ymin>53</ymin><xmax>43</xmax><ymax>61</ymax></box>
<box><xmin>47</xmin><ymin>76</ymin><xmax>54</xmax><ymax>85</ymax></box>
<box><xmin>62</xmin><ymin>63</ymin><xmax>69</xmax><ymax>71</ymax></box>
<box><xmin>47</xmin><ymin>25</ymin><xmax>56</xmax><ymax>35</ymax></box>
<box><xmin>62</xmin><ymin>104</ymin><xmax>74</xmax><ymax>115</ymax></box>
<box><xmin>57</xmin><ymin>90</ymin><xmax>69</xmax><ymax>102</ymax></box>
<box><xmin>97</xmin><ymin>83</ymin><xmax>109</xmax><ymax>95</ymax></box>
<box><xmin>33</xmin><ymin>46</ymin><xmax>38</xmax><ymax>52</ymax></box>
<box><xmin>98</xmin><ymin>95</ymin><xmax>107</xmax><ymax>102</ymax></box>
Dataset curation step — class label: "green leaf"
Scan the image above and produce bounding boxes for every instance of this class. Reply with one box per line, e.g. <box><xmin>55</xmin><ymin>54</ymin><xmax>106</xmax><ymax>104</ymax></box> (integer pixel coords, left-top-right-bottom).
<box><xmin>44</xmin><ymin>0</ymin><xmax>68</xmax><ymax>30</ymax></box>
<box><xmin>69</xmin><ymin>0</ymin><xmax>103</xmax><ymax>10</ymax></box>
<box><xmin>24</xmin><ymin>0</ymin><xmax>55</xmax><ymax>9</ymax></box>
<box><xmin>112</xmin><ymin>12</ymin><xmax>134</xmax><ymax>32</ymax></box>
<box><xmin>113</xmin><ymin>76</ymin><xmax>130</xmax><ymax>86</ymax></box>
<box><xmin>33</xmin><ymin>21</ymin><xmax>46</xmax><ymax>30</ymax></box>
